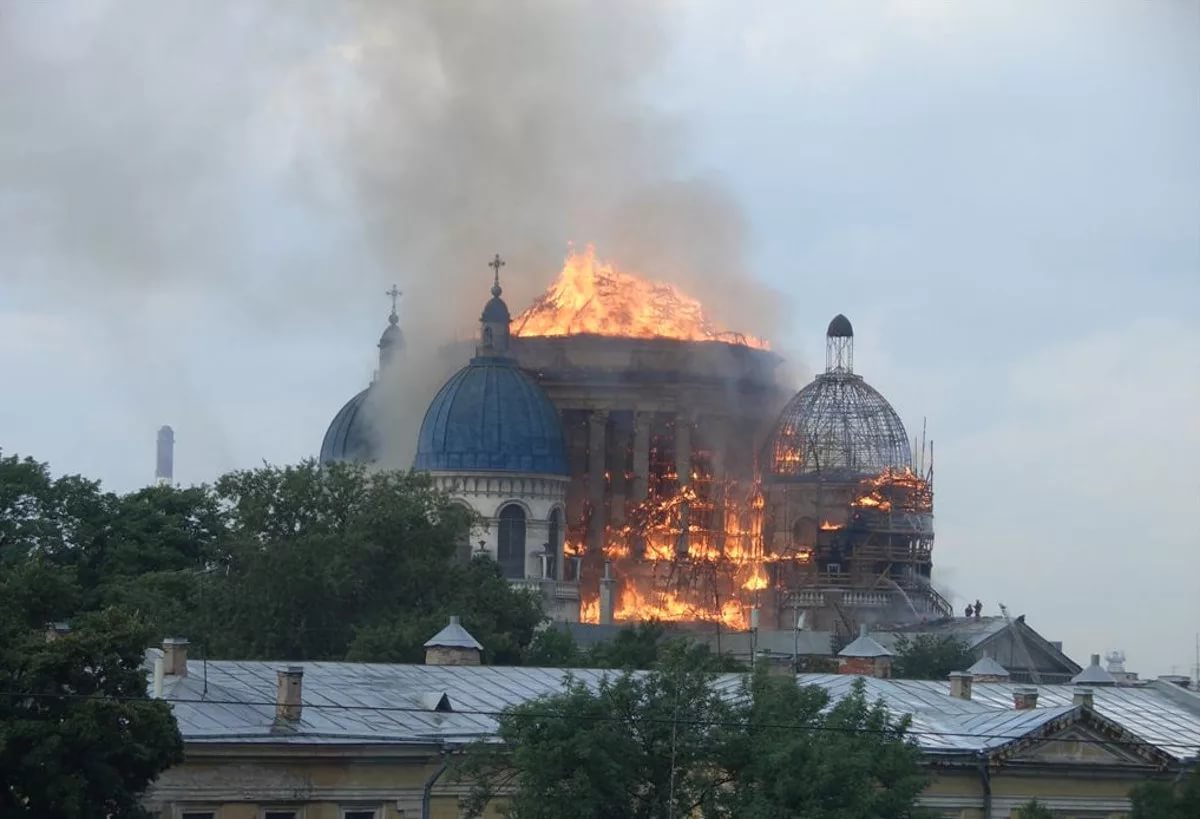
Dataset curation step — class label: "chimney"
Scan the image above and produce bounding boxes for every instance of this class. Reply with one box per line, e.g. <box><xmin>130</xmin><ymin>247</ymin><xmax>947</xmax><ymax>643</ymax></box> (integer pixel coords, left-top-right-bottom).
<box><xmin>949</xmin><ymin>671</ymin><xmax>973</xmax><ymax>700</ymax></box>
<box><xmin>275</xmin><ymin>666</ymin><xmax>304</xmax><ymax>722</ymax></box>
<box><xmin>1073</xmin><ymin>687</ymin><xmax>1094</xmax><ymax>709</ymax></box>
<box><xmin>44</xmin><ymin>621</ymin><xmax>71</xmax><ymax>642</ymax></box>
<box><xmin>162</xmin><ymin>637</ymin><xmax>189</xmax><ymax>677</ymax></box>
<box><xmin>598</xmin><ymin>561</ymin><xmax>616</xmax><ymax>626</ymax></box>
<box><xmin>155</xmin><ymin>425</ymin><xmax>174</xmax><ymax>486</ymax></box>
<box><xmin>1013</xmin><ymin>686</ymin><xmax>1039</xmax><ymax>710</ymax></box>
<box><xmin>424</xmin><ymin>615</ymin><xmax>483</xmax><ymax>666</ymax></box>
<box><xmin>837</xmin><ymin>624</ymin><xmax>894</xmax><ymax>679</ymax></box>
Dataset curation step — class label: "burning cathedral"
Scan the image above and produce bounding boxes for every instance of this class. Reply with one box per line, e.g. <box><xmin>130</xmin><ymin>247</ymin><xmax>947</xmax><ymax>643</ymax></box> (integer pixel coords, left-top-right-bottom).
<box><xmin>321</xmin><ymin>248</ymin><xmax>951</xmax><ymax>639</ymax></box>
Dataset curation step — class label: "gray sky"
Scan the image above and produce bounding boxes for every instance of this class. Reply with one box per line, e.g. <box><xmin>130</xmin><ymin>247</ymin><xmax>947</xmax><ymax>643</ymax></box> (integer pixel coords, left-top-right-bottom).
<box><xmin>2</xmin><ymin>2</ymin><xmax>1197</xmax><ymax>676</ymax></box>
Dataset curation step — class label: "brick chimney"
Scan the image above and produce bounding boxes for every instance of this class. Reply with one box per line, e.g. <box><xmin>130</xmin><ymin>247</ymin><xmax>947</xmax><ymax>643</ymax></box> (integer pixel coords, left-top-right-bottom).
<box><xmin>424</xmin><ymin>615</ymin><xmax>483</xmax><ymax>666</ymax></box>
<box><xmin>1073</xmin><ymin>687</ymin><xmax>1094</xmax><ymax>709</ymax></box>
<box><xmin>276</xmin><ymin>666</ymin><xmax>304</xmax><ymax>722</ymax></box>
<box><xmin>1013</xmin><ymin>686</ymin><xmax>1039</xmax><ymax>710</ymax></box>
<box><xmin>949</xmin><ymin>671</ymin><xmax>973</xmax><ymax>700</ymax></box>
<box><xmin>837</xmin><ymin>624</ymin><xmax>893</xmax><ymax>678</ymax></box>
<box><xmin>162</xmin><ymin>637</ymin><xmax>189</xmax><ymax>677</ymax></box>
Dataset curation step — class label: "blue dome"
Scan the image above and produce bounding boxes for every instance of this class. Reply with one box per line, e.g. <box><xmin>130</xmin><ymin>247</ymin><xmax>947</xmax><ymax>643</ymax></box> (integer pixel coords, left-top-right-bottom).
<box><xmin>320</xmin><ymin>388</ymin><xmax>377</xmax><ymax>464</ymax></box>
<box><xmin>415</xmin><ymin>357</ymin><xmax>568</xmax><ymax>475</ymax></box>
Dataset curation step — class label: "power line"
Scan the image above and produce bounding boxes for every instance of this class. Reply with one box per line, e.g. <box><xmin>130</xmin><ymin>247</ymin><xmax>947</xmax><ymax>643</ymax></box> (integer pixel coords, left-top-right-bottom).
<box><xmin>3</xmin><ymin>689</ymin><xmax>1197</xmax><ymax>753</ymax></box>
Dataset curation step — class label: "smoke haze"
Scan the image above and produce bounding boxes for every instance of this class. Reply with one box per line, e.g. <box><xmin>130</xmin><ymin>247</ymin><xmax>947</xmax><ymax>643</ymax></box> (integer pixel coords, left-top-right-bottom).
<box><xmin>1</xmin><ymin>1</ymin><xmax>787</xmax><ymax>466</ymax></box>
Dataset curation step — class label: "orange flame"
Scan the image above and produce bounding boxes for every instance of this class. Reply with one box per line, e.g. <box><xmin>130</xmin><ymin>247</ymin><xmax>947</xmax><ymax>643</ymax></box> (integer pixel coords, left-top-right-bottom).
<box><xmin>599</xmin><ymin>585</ymin><xmax>748</xmax><ymax>630</ymax></box>
<box><xmin>513</xmin><ymin>246</ymin><xmax>769</xmax><ymax>349</ymax></box>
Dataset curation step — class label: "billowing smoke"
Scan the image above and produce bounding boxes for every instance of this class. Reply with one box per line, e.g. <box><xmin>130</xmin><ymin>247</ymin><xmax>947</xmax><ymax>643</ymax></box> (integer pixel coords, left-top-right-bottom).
<box><xmin>1</xmin><ymin>2</ymin><xmax>787</xmax><ymax>468</ymax></box>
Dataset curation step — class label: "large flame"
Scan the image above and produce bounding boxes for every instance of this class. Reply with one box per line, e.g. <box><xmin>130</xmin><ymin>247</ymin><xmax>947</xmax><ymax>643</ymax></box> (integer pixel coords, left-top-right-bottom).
<box><xmin>513</xmin><ymin>246</ymin><xmax>769</xmax><ymax>349</ymax></box>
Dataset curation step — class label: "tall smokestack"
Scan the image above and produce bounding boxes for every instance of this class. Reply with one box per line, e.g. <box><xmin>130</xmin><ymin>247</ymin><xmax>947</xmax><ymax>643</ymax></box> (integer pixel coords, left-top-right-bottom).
<box><xmin>155</xmin><ymin>425</ymin><xmax>174</xmax><ymax>486</ymax></box>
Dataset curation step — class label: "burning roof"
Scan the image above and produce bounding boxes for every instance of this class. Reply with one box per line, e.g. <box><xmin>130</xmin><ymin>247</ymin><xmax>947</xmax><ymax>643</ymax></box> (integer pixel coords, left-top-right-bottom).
<box><xmin>512</xmin><ymin>246</ymin><xmax>769</xmax><ymax>349</ymax></box>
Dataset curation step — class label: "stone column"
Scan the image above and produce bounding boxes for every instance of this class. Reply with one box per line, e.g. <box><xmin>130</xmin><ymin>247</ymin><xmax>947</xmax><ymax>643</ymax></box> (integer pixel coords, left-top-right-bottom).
<box><xmin>632</xmin><ymin>410</ymin><xmax>652</xmax><ymax>502</ymax></box>
<box><xmin>587</xmin><ymin>410</ymin><xmax>609</xmax><ymax>553</ymax></box>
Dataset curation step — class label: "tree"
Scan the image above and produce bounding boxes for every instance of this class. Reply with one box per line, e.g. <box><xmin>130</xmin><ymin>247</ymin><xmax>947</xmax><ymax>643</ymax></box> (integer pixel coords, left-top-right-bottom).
<box><xmin>2</xmin><ymin>454</ymin><xmax>547</xmax><ymax>664</ymax></box>
<box><xmin>891</xmin><ymin>634</ymin><xmax>975</xmax><ymax>680</ymax></box>
<box><xmin>1130</xmin><ymin>766</ymin><xmax>1200</xmax><ymax>819</ymax></box>
<box><xmin>459</xmin><ymin>660</ymin><xmax>930</xmax><ymax>818</ymax></box>
<box><xmin>1013</xmin><ymin>800</ymin><xmax>1057</xmax><ymax>818</ymax></box>
<box><xmin>459</xmin><ymin>649</ymin><xmax>736</xmax><ymax>819</ymax></box>
<box><xmin>0</xmin><ymin>603</ymin><xmax>183</xmax><ymax>818</ymax></box>
<box><xmin>205</xmin><ymin>461</ymin><xmax>543</xmax><ymax>662</ymax></box>
<box><xmin>720</xmin><ymin>674</ymin><xmax>931</xmax><ymax>818</ymax></box>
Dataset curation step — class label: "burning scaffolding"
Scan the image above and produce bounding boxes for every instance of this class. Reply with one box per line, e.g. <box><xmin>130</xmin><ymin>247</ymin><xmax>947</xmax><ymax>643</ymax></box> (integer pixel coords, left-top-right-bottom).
<box><xmin>511</xmin><ymin>253</ymin><xmax>945</xmax><ymax>635</ymax></box>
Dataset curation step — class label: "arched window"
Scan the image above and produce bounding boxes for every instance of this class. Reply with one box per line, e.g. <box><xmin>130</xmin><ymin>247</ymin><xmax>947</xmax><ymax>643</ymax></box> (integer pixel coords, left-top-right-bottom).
<box><xmin>497</xmin><ymin>504</ymin><xmax>527</xmax><ymax>579</ymax></box>
<box><xmin>546</xmin><ymin>508</ymin><xmax>562</xmax><ymax>579</ymax></box>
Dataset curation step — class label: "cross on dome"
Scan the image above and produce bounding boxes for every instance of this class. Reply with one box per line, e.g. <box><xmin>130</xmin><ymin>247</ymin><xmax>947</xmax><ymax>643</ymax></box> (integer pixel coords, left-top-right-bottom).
<box><xmin>488</xmin><ymin>253</ymin><xmax>505</xmax><ymax>297</ymax></box>
<box><xmin>385</xmin><ymin>284</ymin><xmax>402</xmax><ymax>325</ymax></box>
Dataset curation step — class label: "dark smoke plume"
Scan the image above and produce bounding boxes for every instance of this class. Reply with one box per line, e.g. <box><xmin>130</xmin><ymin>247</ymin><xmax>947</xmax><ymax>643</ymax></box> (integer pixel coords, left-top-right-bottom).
<box><xmin>1</xmin><ymin>1</ymin><xmax>788</xmax><ymax>468</ymax></box>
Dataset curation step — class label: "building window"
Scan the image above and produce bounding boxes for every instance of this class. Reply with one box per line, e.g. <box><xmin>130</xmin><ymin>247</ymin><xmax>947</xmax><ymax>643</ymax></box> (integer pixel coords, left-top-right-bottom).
<box><xmin>340</xmin><ymin>809</ymin><xmax>380</xmax><ymax>819</ymax></box>
<box><xmin>546</xmin><ymin>507</ymin><xmax>562</xmax><ymax>579</ymax></box>
<box><xmin>497</xmin><ymin>503</ymin><xmax>527</xmax><ymax>579</ymax></box>
<box><xmin>178</xmin><ymin>809</ymin><xmax>218</xmax><ymax>819</ymax></box>
<box><xmin>262</xmin><ymin>810</ymin><xmax>301</xmax><ymax>819</ymax></box>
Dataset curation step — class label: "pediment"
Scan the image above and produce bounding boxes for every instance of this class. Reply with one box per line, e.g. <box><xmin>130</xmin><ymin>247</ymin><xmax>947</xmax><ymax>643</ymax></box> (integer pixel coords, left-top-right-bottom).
<box><xmin>1005</xmin><ymin>723</ymin><xmax>1148</xmax><ymax>766</ymax></box>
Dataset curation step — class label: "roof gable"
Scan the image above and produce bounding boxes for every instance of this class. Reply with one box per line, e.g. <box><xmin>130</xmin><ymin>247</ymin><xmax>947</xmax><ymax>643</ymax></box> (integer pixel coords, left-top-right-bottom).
<box><xmin>989</xmin><ymin>707</ymin><xmax>1175</xmax><ymax>769</ymax></box>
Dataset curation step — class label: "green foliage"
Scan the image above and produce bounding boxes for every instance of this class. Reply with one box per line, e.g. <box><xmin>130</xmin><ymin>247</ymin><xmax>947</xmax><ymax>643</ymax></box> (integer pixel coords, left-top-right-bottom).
<box><xmin>458</xmin><ymin>662</ymin><xmax>929</xmax><ymax>818</ymax></box>
<box><xmin>0</xmin><ymin>606</ymin><xmax>183</xmax><ymax>818</ymax></box>
<box><xmin>720</xmin><ymin>674</ymin><xmax>931</xmax><ymax>818</ymax></box>
<box><xmin>524</xmin><ymin>621</ymin><xmax>746</xmax><ymax>672</ymax></box>
<box><xmin>891</xmin><ymin>634</ymin><xmax>975</xmax><ymax>680</ymax></box>
<box><xmin>1013</xmin><ymin>799</ymin><xmax>1057</xmax><ymax>818</ymax></box>
<box><xmin>1130</xmin><ymin>766</ymin><xmax>1200</xmax><ymax>819</ymax></box>
<box><xmin>0</xmin><ymin>454</ymin><xmax>545</xmax><ymax>664</ymax></box>
<box><xmin>459</xmin><ymin>649</ymin><xmax>736</xmax><ymax>819</ymax></box>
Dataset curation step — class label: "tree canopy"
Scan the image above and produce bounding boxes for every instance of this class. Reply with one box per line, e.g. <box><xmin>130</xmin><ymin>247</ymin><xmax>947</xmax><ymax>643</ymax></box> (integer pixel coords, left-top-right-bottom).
<box><xmin>1130</xmin><ymin>766</ymin><xmax>1200</xmax><ymax>819</ymax></box>
<box><xmin>459</xmin><ymin>655</ymin><xmax>931</xmax><ymax>819</ymax></box>
<box><xmin>891</xmin><ymin>634</ymin><xmax>975</xmax><ymax>680</ymax></box>
<box><xmin>524</xmin><ymin>621</ymin><xmax>746</xmax><ymax>672</ymax></box>
<box><xmin>0</xmin><ymin>453</ymin><xmax>545</xmax><ymax>664</ymax></box>
<box><xmin>0</xmin><ymin>596</ymin><xmax>182</xmax><ymax>818</ymax></box>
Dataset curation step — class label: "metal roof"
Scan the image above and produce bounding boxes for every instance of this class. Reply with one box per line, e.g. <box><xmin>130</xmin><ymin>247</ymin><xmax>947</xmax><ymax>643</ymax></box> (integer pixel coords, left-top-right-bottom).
<box><xmin>838</xmin><ymin>631</ymin><xmax>892</xmax><ymax>658</ymax></box>
<box><xmin>413</xmin><ymin>354</ymin><xmax>568</xmax><ymax>475</ymax></box>
<box><xmin>1072</xmin><ymin>657</ymin><xmax>1118</xmax><ymax>685</ymax></box>
<box><xmin>320</xmin><ymin>387</ymin><xmax>376</xmax><ymax>465</ymax></box>
<box><xmin>424</xmin><ymin>617</ymin><xmax>483</xmax><ymax>650</ymax></box>
<box><xmin>966</xmin><ymin>655</ymin><xmax>1011</xmax><ymax>678</ymax></box>
<box><xmin>149</xmin><ymin>657</ymin><xmax>1200</xmax><ymax>761</ymax></box>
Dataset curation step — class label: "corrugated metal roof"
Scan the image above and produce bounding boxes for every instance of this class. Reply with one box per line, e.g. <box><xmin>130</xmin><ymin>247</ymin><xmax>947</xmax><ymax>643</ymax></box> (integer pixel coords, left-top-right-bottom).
<box><xmin>151</xmin><ymin>659</ymin><xmax>1200</xmax><ymax>761</ymax></box>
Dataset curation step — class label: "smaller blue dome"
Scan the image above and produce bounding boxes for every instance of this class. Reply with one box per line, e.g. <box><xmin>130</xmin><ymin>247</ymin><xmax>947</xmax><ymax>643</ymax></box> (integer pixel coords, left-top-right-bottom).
<box><xmin>321</xmin><ymin>388</ymin><xmax>376</xmax><ymax>464</ymax></box>
<box><xmin>415</xmin><ymin>357</ymin><xmax>567</xmax><ymax>475</ymax></box>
